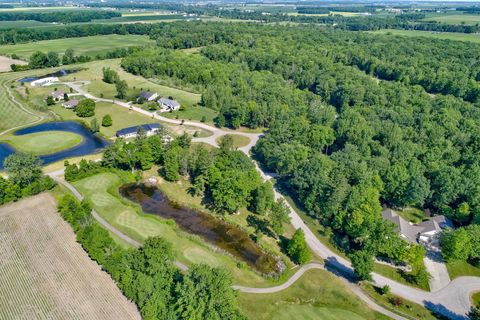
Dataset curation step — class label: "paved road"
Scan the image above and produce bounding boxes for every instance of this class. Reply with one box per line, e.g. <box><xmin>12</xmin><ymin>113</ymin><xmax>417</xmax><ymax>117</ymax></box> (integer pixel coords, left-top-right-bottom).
<box><xmin>62</xmin><ymin>81</ymin><xmax>480</xmax><ymax>319</ymax></box>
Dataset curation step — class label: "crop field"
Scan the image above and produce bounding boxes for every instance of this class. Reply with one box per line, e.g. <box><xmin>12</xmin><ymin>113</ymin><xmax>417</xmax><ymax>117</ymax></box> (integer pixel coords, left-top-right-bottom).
<box><xmin>0</xmin><ymin>193</ymin><xmax>141</xmax><ymax>320</ymax></box>
<box><xmin>0</xmin><ymin>72</ymin><xmax>39</xmax><ymax>133</ymax></box>
<box><xmin>0</xmin><ymin>20</ymin><xmax>52</xmax><ymax>29</ymax></box>
<box><xmin>0</xmin><ymin>35</ymin><xmax>155</xmax><ymax>59</ymax></box>
<box><xmin>371</xmin><ymin>29</ymin><xmax>480</xmax><ymax>44</ymax></box>
<box><xmin>238</xmin><ymin>269</ymin><xmax>388</xmax><ymax>320</ymax></box>
<box><xmin>423</xmin><ymin>14</ymin><xmax>480</xmax><ymax>25</ymax></box>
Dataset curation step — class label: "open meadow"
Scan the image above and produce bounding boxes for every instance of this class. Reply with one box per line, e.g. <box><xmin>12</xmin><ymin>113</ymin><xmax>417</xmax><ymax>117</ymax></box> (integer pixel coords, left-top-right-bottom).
<box><xmin>370</xmin><ymin>29</ymin><xmax>480</xmax><ymax>44</ymax></box>
<box><xmin>0</xmin><ymin>193</ymin><xmax>140</xmax><ymax>320</ymax></box>
<box><xmin>0</xmin><ymin>35</ymin><xmax>154</xmax><ymax>59</ymax></box>
<box><xmin>423</xmin><ymin>13</ymin><xmax>480</xmax><ymax>25</ymax></box>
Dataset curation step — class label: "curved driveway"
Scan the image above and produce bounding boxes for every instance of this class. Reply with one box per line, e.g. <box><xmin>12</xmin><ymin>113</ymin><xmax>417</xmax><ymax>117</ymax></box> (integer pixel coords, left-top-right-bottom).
<box><xmin>61</xmin><ymin>81</ymin><xmax>480</xmax><ymax>319</ymax></box>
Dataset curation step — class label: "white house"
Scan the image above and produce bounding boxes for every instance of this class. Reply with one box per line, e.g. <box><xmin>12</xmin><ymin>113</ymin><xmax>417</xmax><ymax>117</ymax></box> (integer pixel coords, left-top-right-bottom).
<box><xmin>158</xmin><ymin>98</ymin><xmax>180</xmax><ymax>111</ymax></box>
<box><xmin>50</xmin><ymin>90</ymin><xmax>65</xmax><ymax>101</ymax></box>
<box><xmin>116</xmin><ymin>123</ymin><xmax>160</xmax><ymax>139</ymax></box>
<box><xmin>31</xmin><ymin>77</ymin><xmax>59</xmax><ymax>87</ymax></box>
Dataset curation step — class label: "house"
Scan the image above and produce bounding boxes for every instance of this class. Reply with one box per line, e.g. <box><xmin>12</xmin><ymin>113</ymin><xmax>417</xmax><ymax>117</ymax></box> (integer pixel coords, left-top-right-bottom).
<box><xmin>31</xmin><ymin>77</ymin><xmax>59</xmax><ymax>87</ymax></box>
<box><xmin>382</xmin><ymin>209</ymin><xmax>453</xmax><ymax>245</ymax></box>
<box><xmin>116</xmin><ymin>123</ymin><xmax>160</xmax><ymax>139</ymax></box>
<box><xmin>138</xmin><ymin>91</ymin><xmax>159</xmax><ymax>102</ymax></box>
<box><xmin>62</xmin><ymin>99</ymin><xmax>79</xmax><ymax>109</ymax></box>
<box><xmin>50</xmin><ymin>90</ymin><xmax>65</xmax><ymax>101</ymax></box>
<box><xmin>158</xmin><ymin>98</ymin><xmax>180</xmax><ymax>111</ymax></box>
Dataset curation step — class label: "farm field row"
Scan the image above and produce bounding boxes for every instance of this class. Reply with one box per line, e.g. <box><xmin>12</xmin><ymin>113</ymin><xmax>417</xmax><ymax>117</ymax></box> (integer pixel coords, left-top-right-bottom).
<box><xmin>0</xmin><ymin>193</ymin><xmax>140</xmax><ymax>320</ymax></box>
<box><xmin>370</xmin><ymin>29</ymin><xmax>480</xmax><ymax>44</ymax></box>
<box><xmin>0</xmin><ymin>35</ymin><xmax>155</xmax><ymax>59</ymax></box>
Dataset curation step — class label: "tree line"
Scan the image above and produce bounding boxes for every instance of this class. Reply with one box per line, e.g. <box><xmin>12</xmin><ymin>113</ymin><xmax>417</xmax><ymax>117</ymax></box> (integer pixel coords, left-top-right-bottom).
<box><xmin>0</xmin><ymin>10</ymin><xmax>121</xmax><ymax>23</ymax></box>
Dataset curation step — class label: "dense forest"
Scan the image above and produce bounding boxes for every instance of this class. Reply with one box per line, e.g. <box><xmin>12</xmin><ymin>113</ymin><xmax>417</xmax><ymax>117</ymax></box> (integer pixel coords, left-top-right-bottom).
<box><xmin>0</xmin><ymin>10</ymin><xmax>121</xmax><ymax>23</ymax></box>
<box><xmin>120</xmin><ymin>21</ymin><xmax>480</xmax><ymax>279</ymax></box>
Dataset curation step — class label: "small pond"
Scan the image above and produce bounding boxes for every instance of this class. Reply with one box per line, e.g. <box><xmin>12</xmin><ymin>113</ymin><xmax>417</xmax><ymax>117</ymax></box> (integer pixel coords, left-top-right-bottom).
<box><xmin>0</xmin><ymin>121</ymin><xmax>109</xmax><ymax>169</ymax></box>
<box><xmin>18</xmin><ymin>69</ymin><xmax>80</xmax><ymax>83</ymax></box>
<box><xmin>119</xmin><ymin>183</ymin><xmax>283</xmax><ymax>275</ymax></box>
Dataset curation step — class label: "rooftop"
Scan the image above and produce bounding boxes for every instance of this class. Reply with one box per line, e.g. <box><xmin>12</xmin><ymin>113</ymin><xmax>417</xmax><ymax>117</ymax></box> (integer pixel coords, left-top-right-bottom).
<box><xmin>158</xmin><ymin>98</ymin><xmax>180</xmax><ymax>109</ymax></box>
<box><xmin>116</xmin><ymin>123</ymin><xmax>160</xmax><ymax>137</ymax></box>
<box><xmin>139</xmin><ymin>91</ymin><xmax>157</xmax><ymax>100</ymax></box>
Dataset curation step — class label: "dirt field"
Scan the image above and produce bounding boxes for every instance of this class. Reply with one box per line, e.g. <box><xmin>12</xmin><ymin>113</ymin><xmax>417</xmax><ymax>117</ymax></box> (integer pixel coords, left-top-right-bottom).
<box><xmin>0</xmin><ymin>193</ymin><xmax>141</xmax><ymax>320</ymax></box>
<box><xmin>0</xmin><ymin>55</ymin><xmax>27</xmax><ymax>72</ymax></box>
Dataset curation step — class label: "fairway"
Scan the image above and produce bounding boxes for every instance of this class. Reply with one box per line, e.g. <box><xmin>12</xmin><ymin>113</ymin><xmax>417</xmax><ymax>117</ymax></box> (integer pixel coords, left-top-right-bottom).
<box><xmin>238</xmin><ymin>269</ymin><xmax>387</xmax><ymax>320</ymax></box>
<box><xmin>0</xmin><ymin>131</ymin><xmax>82</xmax><ymax>155</ymax></box>
<box><xmin>423</xmin><ymin>14</ymin><xmax>480</xmax><ymax>25</ymax></box>
<box><xmin>371</xmin><ymin>29</ymin><xmax>480</xmax><ymax>44</ymax></box>
<box><xmin>0</xmin><ymin>35</ymin><xmax>154</xmax><ymax>59</ymax></box>
<box><xmin>0</xmin><ymin>193</ymin><xmax>140</xmax><ymax>320</ymax></box>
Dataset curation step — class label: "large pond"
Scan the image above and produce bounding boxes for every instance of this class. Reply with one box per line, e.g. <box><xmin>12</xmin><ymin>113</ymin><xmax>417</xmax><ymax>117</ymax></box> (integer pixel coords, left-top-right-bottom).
<box><xmin>0</xmin><ymin>121</ymin><xmax>109</xmax><ymax>169</ymax></box>
<box><xmin>119</xmin><ymin>183</ymin><xmax>283</xmax><ymax>275</ymax></box>
<box><xmin>17</xmin><ymin>69</ymin><xmax>80</xmax><ymax>83</ymax></box>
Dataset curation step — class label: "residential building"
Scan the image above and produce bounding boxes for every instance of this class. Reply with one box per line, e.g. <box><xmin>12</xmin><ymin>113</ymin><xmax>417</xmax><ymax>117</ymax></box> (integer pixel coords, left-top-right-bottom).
<box><xmin>158</xmin><ymin>98</ymin><xmax>180</xmax><ymax>111</ymax></box>
<box><xmin>51</xmin><ymin>90</ymin><xmax>65</xmax><ymax>101</ymax></box>
<box><xmin>116</xmin><ymin>123</ymin><xmax>160</xmax><ymax>139</ymax></box>
<box><xmin>382</xmin><ymin>209</ymin><xmax>453</xmax><ymax>245</ymax></box>
<box><xmin>62</xmin><ymin>99</ymin><xmax>79</xmax><ymax>109</ymax></box>
<box><xmin>31</xmin><ymin>77</ymin><xmax>59</xmax><ymax>87</ymax></box>
<box><xmin>138</xmin><ymin>91</ymin><xmax>159</xmax><ymax>102</ymax></box>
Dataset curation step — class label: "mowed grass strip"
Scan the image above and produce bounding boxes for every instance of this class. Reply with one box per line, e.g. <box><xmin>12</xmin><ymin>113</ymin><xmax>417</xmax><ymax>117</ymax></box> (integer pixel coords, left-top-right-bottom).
<box><xmin>238</xmin><ymin>269</ymin><xmax>389</xmax><ymax>320</ymax></box>
<box><xmin>0</xmin><ymin>131</ymin><xmax>82</xmax><ymax>155</ymax></box>
<box><xmin>370</xmin><ymin>29</ymin><xmax>480</xmax><ymax>44</ymax></box>
<box><xmin>0</xmin><ymin>35</ymin><xmax>154</xmax><ymax>59</ymax></box>
<box><xmin>0</xmin><ymin>74</ymin><xmax>38</xmax><ymax>132</ymax></box>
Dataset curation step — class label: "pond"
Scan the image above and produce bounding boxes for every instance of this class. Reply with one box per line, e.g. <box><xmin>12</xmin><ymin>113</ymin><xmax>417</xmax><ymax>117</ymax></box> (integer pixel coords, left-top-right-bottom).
<box><xmin>0</xmin><ymin>121</ymin><xmax>109</xmax><ymax>169</ymax></box>
<box><xmin>17</xmin><ymin>69</ymin><xmax>80</xmax><ymax>83</ymax></box>
<box><xmin>119</xmin><ymin>183</ymin><xmax>283</xmax><ymax>275</ymax></box>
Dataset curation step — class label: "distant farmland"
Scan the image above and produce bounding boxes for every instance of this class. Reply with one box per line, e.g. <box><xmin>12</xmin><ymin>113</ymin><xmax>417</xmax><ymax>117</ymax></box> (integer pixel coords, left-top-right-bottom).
<box><xmin>0</xmin><ymin>34</ymin><xmax>154</xmax><ymax>59</ymax></box>
<box><xmin>371</xmin><ymin>29</ymin><xmax>480</xmax><ymax>44</ymax></box>
<box><xmin>0</xmin><ymin>193</ymin><xmax>141</xmax><ymax>320</ymax></box>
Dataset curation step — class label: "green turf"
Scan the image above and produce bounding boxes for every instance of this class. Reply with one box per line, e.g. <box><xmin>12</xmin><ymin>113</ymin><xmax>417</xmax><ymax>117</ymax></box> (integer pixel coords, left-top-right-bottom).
<box><xmin>397</xmin><ymin>207</ymin><xmax>425</xmax><ymax>224</ymax></box>
<box><xmin>370</xmin><ymin>29</ymin><xmax>480</xmax><ymax>44</ymax></box>
<box><xmin>447</xmin><ymin>260</ymin><xmax>480</xmax><ymax>279</ymax></box>
<box><xmin>162</xmin><ymin>105</ymin><xmax>217</xmax><ymax>124</ymax></box>
<box><xmin>423</xmin><ymin>14</ymin><xmax>480</xmax><ymax>25</ymax></box>
<box><xmin>0</xmin><ymin>131</ymin><xmax>82</xmax><ymax>155</ymax></box>
<box><xmin>0</xmin><ymin>73</ymin><xmax>39</xmax><ymax>133</ymax></box>
<box><xmin>373</xmin><ymin>263</ymin><xmax>429</xmax><ymax>291</ymax></box>
<box><xmin>216</xmin><ymin>134</ymin><xmax>251</xmax><ymax>148</ymax></box>
<box><xmin>472</xmin><ymin>291</ymin><xmax>480</xmax><ymax>306</ymax></box>
<box><xmin>0</xmin><ymin>35</ymin><xmax>154</xmax><ymax>59</ymax></box>
<box><xmin>72</xmin><ymin>172</ymin><xmax>276</xmax><ymax>287</ymax></box>
<box><xmin>238</xmin><ymin>269</ymin><xmax>389</xmax><ymax>320</ymax></box>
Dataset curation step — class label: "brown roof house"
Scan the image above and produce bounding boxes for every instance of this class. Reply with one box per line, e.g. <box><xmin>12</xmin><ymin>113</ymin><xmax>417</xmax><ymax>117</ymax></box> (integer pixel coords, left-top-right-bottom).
<box><xmin>51</xmin><ymin>90</ymin><xmax>65</xmax><ymax>101</ymax></box>
<box><xmin>382</xmin><ymin>209</ymin><xmax>453</xmax><ymax>245</ymax></box>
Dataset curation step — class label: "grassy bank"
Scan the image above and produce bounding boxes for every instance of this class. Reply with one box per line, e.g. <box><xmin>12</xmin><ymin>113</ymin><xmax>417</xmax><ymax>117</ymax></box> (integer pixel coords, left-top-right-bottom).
<box><xmin>0</xmin><ymin>130</ymin><xmax>82</xmax><ymax>155</ymax></box>
<box><xmin>447</xmin><ymin>260</ymin><xmax>480</xmax><ymax>279</ymax></box>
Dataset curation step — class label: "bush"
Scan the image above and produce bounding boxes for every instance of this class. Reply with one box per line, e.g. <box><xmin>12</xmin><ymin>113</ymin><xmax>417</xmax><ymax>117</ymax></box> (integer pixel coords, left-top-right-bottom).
<box><xmin>75</xmin><ymin>99</ymin><xmax>95</xmax><ymax>117</ymax></box>
<box><xmin>287</xmin><ymin>229</ymin><xmax>310</xmax><ymax>264</ymax></box>
<box><xmin>102</xmin><ymin>114</ymin><xmax>112</xmax><ymax>127</ymax></box>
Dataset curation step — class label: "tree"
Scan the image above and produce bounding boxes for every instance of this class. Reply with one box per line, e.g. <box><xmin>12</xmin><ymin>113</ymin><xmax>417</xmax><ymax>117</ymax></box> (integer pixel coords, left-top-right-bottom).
<box><xmin>29</xmin><ymin>51</ymin><xmax>48</xmax><ymax>69</ymax></box>
<box><xmin>63</xmin><ymin>93</ymin><xmax>69</xmax><ymax>101</ymax></box>
<box><xmin>440</xmin><ymin>229</ymin><xmax>472</xmax><ymax>261</ymax></box>
<box><xmin>269</xmin><ymin>199</ymin><xmax>290</xmax><ymax>235</ymax></box>
<box><xmin>102</xmin><ymin>67</ymin><xmax>119</xmax><ymax>84</ymax></box>
<box><xmin>287</xmin><ymin>229</ymin><xmax>310</xmax><ymax>264</ymax></box>
<box><xmin>250</xmin><ymin>181</ymin><xmax>274</xmax><ymax>215</ymax></box>
<box><xmin>351</xmin><ymin>250</ymin><xmax>374</xmax><ymax>281</ymax></box>
<box><xmin>163</xmin><ymin>146</ymin><xmax>181</xmax><ymax>181</ymax></box>
<box><xmin>3</xmin><ymin>153</ymin><xmax>42</xmax><ymax>188</ymax></box>
<box><xmin>115</xmin><ymin>79</ymin><xmax>128</xmax><ymax>99</ymax></box>
<box><xmin>46</xmin><ymin>95</ymin><xmax>55</xmax><ymax>106</ymax></box>
<box><xmin>102</xmin><ymin>114</ymin><xmax>112</xmax><ymax>127</ymax></box>
<box><xmin>46</xmin><ymin>51</ymin><xmax>59</xmax><ymax>67</ymax></box>
<box><xmin>90</xmin><ymin>118</ymin><xmax>99</xmax><ymax>133</ymax></box>
<box><xmin>469</xmin><ymin>304</ymin><xmax>480</xmax><ymax>320</ymax></box>
<box><xmin>75</xmin><ymin>99</ymin><xmax>95</xmax><ymax>117</ymax></box>
<box><xmin>62</xmin><ymin>48</ymin><xmax>75</xmax><ymax>65</ymax></box>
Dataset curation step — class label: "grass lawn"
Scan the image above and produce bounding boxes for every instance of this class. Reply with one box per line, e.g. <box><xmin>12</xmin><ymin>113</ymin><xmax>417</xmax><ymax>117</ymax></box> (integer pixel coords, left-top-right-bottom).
<box><xmin>0</xmin><ymin>35</ymin><xmax>154</xmax><ymax>59</ymax></box>
<box><xmin>238</xmin><ymin>269</ymin><xmax>389</xmax><ymax>320</ymax></box>
<box><xmin>472</xmin><ymin>291</ymin><xmax>480</xmax><ymax>306</ymax></box>
<box><xmin>397</xmin><ymin>207</ymin><xmax>425</xmax><ymax>224</ymax></box>
<box><xmin>447</xmin><ymin>260</ymin><xmax>480</xmax><ymax>279</ymax></box>
<box><xmin>72</xmin><ymin>172</ymin><xmax>285</xmax><ymax>287</ymax></box>
<box><xmin>0</xmin><ymin>131</ymin><xmax>82</xmax><ymax>155</ymax></box>
<box><xmin>216</xmin><ymin>134</ymin><xmax>251</xmax><ymax>148</ymax></box>
<box><xmin>370</xmin><ymin>29</ymin><xmax>480</xmax><ymax>44</ymax></box>
<box><xmin>161</xmin><ymin>105</ymin><xmax>217</xmax><ymax>124</ymax></box>
<box><xmin>423</xmin><ymin>14</ymin><xmax>480</xmax><ymax>25</ymax></box>
<box><xmin>61</xmin><ymin>59</ymin><xmax>201</xmax><ymax>108</ymax></box>
<box><xmin>360</xmin><ymin>283</ymin><xmax>437</xmax><ymax>320</ymax></box>
<box><xmin>373</xmin><ymin>263</ymin><xmax>429</xmax><ymax>291</ymax></box>
<box><xmin>0</xmin><ymin>72</ymin><xmax>41</xmax><ymax>133</ymax></box>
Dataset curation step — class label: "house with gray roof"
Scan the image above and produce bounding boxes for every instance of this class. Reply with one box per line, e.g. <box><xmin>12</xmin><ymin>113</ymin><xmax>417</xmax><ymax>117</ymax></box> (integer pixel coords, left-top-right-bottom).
<box><xmin>382</xmin><ymin>209</ymin><xmax>452</xmax><ymax>245</ymax></box>
<box><xmin>158</xmin><ymin>98</ymin><xmax>180</xmax><ymax>111</ymax></box>
<box><xmin>62</xmin><ymin>99</ymin><xmax>79</xmax><ymax>109</ymax></box>
<box><xmin>51</xmin><ymin>90</ymin><xmax>65</xmax><ymax>101</ymax></box>
<box><xmin>138</xmin><ymin>91</ymin><xmax>159</xmax><ymax>102</ymax></box>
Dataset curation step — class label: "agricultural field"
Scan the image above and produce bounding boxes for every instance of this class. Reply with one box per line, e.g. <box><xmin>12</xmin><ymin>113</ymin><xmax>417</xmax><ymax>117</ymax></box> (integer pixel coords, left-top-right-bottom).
<box><xmin>0</xmin><ymin>131</ymin><xmax>82</xmax><ymax>155</ymax></box>
<box><xmin>0</xmin><ymin>35</ymin><xmax>155</xmax><ymax>59</ymax></box>
<box><xmin>238</xmin><ymin>269</ymin><xmax>388</xmax><ymax>320</ymax></box>
<box><xmin>0</xmin><ymin>55</ymin><xmax>26</xmax><ymax>72</ymax></box>
<box><xmin>0</xmin><ymin>20</ymin><xmax>52</xmax><ymax>29</ymax></box>
<box><xmin>371</xmin><ymin>29</ymin><xmax>480</xmax><ymax>44</ymax></box>
<box><xmin>423</xmin><ymin>13</ymin><xmax>480</xmax><ymax>25</ymax></box>
<box><xmin>0</xmin><ymin>193</ymin><xmax>140</xmax><ymax>320</ymax></box>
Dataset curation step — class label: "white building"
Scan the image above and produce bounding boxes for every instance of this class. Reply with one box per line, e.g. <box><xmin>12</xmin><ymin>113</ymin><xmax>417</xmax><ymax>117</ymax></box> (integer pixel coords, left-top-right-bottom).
<box><xmin>31</xmin><ymin>77</ymin><xmax>59</xmax><ymax>87</ymax></box>
<box><xmin>116</xmin><ymin>123</ymin><xmax>160</xmax><ymax>139</ymax></box>
<box><xmin>158</xmin><ymin>98</ymin><xmax>180</xmax><ymax>111</ymax></box>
